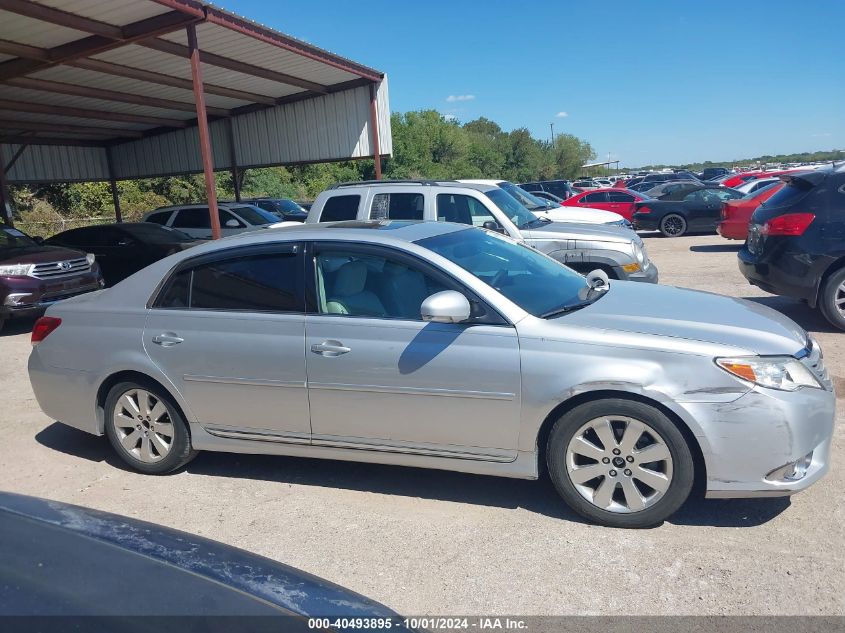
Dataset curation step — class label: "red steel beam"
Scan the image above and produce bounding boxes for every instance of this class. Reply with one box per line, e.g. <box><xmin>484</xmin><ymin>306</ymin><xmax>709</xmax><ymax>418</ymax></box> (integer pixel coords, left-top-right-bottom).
<box><xmin>139</xmin><ymin>38</ymin><xmax>327</xmax><ymax>93</ymax></box>
<box><xmin>6</xmin><ymin>77</ymin><xmax>230</xmax><ymax>117</ymax></box>
<box><xmin>0</xmin><ymin>135</ymin><xmax>105</xmax><ymax>147</ymax></box>
<box><xmin>0</xmin><ymin>6</ymin><xmax>198</xmax><ymax>81</ymax></box>
<box><xmin>369</xmin><ymin>83</ymin><xmax>382</xmax><ymax>180</ymax></box>
<box><xmin>0</xmin><ymin>142</ymin><xmax>12</xmax><ymax>224</ymax></box>
<box><xmin>0</xmin><ymin>118</ymin><xmax>143</xmax><ymax>138</ymax></box>
<box><xmin>148</xmin><ymin>0</ymin><xmax>384</xmax><ymax>82</ymax></box>
<box><xmin>0</xmin><ymin>98</ymin><xmax>188</xmax><ymax>127</ymax></box>
<box><xmin>67</xmin><ymin>58</ymin><xmax>277</xmax><ymax>105</ymax></box>
<box><xmin>187</xmin><ymin>24</ymin><xmax>221</xmax><ymax>241</ymax></box>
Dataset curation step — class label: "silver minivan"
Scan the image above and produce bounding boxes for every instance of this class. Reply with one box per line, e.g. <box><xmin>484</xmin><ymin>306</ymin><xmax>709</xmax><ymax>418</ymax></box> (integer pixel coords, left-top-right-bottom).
<box><xmin>28</xmin><ymin>221</ymin><xmax>833</xmax><ymax>528</ymax></box>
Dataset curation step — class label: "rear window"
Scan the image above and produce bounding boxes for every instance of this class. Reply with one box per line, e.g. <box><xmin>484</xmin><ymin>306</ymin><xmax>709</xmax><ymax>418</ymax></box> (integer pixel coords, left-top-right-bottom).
<box><xmin>369</xmin><ymin>192</ymin><xmax>424</xmax><ymax>220</ymax></box>
<box><xmin>320</xmin><ymin>195</ymin><xmax>360</xmax><ymax>222</ymax></box>
<box><xmin>764</xmin><ymin>182</ymin><xmax>813</xmax><ymax>208</ymax></box>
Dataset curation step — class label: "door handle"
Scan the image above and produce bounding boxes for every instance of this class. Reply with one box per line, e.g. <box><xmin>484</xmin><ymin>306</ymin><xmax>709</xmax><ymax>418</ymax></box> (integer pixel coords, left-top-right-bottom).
<box><xmin>311</xmin><ymin>340</ymin><xmax>351</xmax><ymax>357</ymax></box>
<box><xmin>152</xmin><ymin>332</ymin><xmax>184</xmax><ymax>347</ymax></box>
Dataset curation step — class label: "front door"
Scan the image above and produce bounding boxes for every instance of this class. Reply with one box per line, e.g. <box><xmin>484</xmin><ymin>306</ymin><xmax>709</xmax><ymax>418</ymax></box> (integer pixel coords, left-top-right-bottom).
<box><xmin>144</xmin><ymin>243</ymin><xmax>310</xmax><ymax>442</ymax></box>
<box><xmin>304</xmin><ymin>242</ymin><xmax>522</xmax><ymax>461</ymax></box>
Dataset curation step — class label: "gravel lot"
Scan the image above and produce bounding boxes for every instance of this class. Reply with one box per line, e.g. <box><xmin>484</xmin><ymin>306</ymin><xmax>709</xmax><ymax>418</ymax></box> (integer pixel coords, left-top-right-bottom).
<box><xmin>1</xmin><ymin>233</ymin><xmax>842</xmax><ymax>616</ymax></box>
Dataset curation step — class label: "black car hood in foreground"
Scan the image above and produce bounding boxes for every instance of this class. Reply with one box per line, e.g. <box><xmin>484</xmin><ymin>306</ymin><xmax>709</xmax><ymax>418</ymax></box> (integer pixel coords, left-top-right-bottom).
<box><xmin>0</xmin><ymin>492</ymin><xmax>397</xmax><ymax>619</ymax></box>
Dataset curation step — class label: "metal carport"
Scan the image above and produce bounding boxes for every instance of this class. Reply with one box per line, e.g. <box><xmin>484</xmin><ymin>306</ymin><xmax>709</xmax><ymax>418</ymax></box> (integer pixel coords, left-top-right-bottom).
<box><xmin>0</xmin><ymin>0</ymin><xmax>391</xmax><ymax>238</ymax></box>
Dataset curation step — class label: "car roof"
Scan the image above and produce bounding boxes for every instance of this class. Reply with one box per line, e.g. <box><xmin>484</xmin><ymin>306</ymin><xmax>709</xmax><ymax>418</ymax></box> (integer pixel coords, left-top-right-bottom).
<box><xmin>324</xmin><ymin>180</ymin><xmax>499</xmax><ymax>193</ymax></box>
<box><xmin>457</xmin><ymin>179</ymin><xmax>505</xmax><ymax>186</ymax></box>
<box><xmin>229</xmin><ymin>220</ymin><xmax>470</xmax><ymax>247</ymax></box>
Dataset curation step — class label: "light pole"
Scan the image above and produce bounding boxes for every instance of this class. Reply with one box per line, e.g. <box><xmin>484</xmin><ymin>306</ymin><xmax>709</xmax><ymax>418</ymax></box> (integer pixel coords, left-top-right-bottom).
<box><xmin>550</xmin><ymin>122</ymin><xmax>555</xmax><ymax>146</ymax></box>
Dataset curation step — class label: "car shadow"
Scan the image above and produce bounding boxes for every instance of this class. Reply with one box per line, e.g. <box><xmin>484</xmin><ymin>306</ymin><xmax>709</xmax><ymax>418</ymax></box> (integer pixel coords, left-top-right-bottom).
<box><xmin>742</xmin><ymin>295</ymin><xmax>835</xmax><ymax>333</ymax></box>
<box><xmin>689</xmin><ymin>244</ymin><xmax>742</xmax><ymax>253</ymax></box>
<box><xmin>36</xmin><ymin>422</ymin><xmax>792</xmax><ymax>529</ymax></box>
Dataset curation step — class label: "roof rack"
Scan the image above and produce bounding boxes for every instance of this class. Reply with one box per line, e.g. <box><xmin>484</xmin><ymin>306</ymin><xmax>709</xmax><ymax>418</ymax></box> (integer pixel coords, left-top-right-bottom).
<box><xmin>328</xmin><ymin>179</ymin><xmax>455</xmax><ymax>189</ymax></box>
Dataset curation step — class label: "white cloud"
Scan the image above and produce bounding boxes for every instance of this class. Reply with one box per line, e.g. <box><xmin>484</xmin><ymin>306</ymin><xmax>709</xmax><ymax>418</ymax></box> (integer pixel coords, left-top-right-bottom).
<box><xmin>812</xmin><ymin>132</ymin><xmax>831</xmax><ymax>137</ymax></box>
<box><xmin>446</xmin><ymin>94</ymin><xmax>475</xmax><ymax>102</ymax></box>
<box><xmin>443</xmin><ymin>114</ymin><xmax>457</xmax><ymax>121</ymax></box>
<box><xmin>555</xmin><ymin>111</ymin><xmax>569</xmax><ymax>118</ymax></box>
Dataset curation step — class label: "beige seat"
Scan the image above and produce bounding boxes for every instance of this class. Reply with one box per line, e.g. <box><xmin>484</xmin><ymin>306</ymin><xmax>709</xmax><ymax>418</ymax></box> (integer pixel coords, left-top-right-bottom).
<box><xmin>325</xmin><ymin>261</ymin><xmax>386</xmax><ymax>317</ymax></box>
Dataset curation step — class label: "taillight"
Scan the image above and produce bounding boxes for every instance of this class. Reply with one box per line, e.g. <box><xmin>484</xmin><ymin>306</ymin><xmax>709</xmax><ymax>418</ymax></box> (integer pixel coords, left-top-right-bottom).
<box><xmin>637</xmin><ymin>205</ymin><xmax>652</xmax><ymax>214</ymax></box>
<box><xmin>31</xmin><ymin>316</ymin><xmax>61</xmax><ymax>345</ymax></box>
<box><xmin>760</xmin><ymin>213</ymin><xmax>815</xmax><ymax>236</ymax></box>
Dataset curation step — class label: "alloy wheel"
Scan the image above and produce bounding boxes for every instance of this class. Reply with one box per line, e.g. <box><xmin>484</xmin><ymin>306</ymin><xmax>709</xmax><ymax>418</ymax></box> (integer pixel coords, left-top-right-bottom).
<box><xmin>835</xmin><ymin>281</ymin><xmax>845</xmax><ymax>318</ymax></box>
<box><xmin>112</xmin><ymin>389</ymin><xmax>174</xmax><ymax>463</ymax></box>
<box><xmin>660</xmin><ymin>215</ymin><xmax>685</xmax><ymax>236</ymax></box>
<box><xmin>565</xmin><ymin>415</ymin><xmax>673</xmax><ymax>513</ymax></box>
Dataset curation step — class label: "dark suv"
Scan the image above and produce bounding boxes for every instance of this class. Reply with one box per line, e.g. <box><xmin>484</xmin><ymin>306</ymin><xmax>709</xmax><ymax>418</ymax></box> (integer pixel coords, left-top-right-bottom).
<box><xmin>519</xmin><ymin>180</ymin><xmax>577</xmax><ymax>200</ymax></box>
<box><xmin>738</xmin><ymin>164</ymin><xmax>845</xmax><ymax>329</ymax></box>
<box><xmin>0</xmin><ymin>224</ymin><xmax>103</xmax><ymax>332</ymax></box>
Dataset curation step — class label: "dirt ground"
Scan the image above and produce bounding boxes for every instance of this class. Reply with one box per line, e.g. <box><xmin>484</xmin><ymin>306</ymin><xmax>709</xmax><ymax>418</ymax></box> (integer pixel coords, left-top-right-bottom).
<box><xmin>1</xmin><ymin>232</ymin><xmax>842</xmax><ymax>615</ymax></box>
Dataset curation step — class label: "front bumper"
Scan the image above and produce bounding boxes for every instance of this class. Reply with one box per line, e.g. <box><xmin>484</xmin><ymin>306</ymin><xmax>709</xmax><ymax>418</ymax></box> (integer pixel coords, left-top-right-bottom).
<box><xmin>680</xmin><ymin>383</ymin><xmax>835</xmax><ymax>498</ymax></box>
<box><xmin>1</xmin><ymin>270</ymin><xmax>103</xmax><ymax>319</ymax></box>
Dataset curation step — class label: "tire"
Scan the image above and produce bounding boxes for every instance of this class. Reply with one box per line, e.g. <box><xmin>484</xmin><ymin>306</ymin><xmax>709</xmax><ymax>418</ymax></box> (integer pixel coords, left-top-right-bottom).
<box><xmin>104</xmin><ymin>380</ymin><xmax>197</xmax><ymax>474</ymax></box>
<box><xmin>659</xmin><ymin>213</ymin><xmax>687</xmax><ymax>237</ymax></box>
<box><xmin>546</xmin><ymin>398</ymin><xmax>694</xmax><ymax>528</ymax></box>
<box><xmin>819</xmin><ymin>267</ymin><xmax>845</xmax><ymax>331</ymax></box>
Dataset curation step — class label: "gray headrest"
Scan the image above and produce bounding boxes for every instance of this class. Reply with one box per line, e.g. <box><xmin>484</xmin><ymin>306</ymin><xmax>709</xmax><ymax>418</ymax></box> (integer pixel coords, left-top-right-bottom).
<box><xmin>333</xmin><ymin>261</ymin><xmax>367</xmax><ymax>296</ymax></box>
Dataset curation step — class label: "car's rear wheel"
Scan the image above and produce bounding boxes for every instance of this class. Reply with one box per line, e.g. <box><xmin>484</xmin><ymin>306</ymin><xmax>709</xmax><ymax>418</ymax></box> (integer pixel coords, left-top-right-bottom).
<box><xmin>819</xmin><ymin>268</ymin><xmax>845</xmax><ymax>331</ymax></box>
<box><xmin>104</xmin><ymin>381</ymin><xmax>196</xmax><ymax>474</ymax></box>
<box><xmin>659</xmin><ymin>214</ymin><xmax>687</xmax><ymax>237</ymax></box>
<box><xmin>546</xmin><ymin>398</ymin><xmax>694</xmax><ymax>528</ymax></box>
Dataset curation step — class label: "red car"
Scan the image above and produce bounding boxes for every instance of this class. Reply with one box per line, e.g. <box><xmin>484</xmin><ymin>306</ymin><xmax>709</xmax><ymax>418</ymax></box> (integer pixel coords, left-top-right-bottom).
<box><xmin>562</xmin><ymin>188</ymin><xmax>647</xmax><ymax>221</ymax></box>
<box><xmin>721</xmin><ymin>169</ymin><xmax>802</xmax><ymax>189</ymax></box>
<box><xmin>717</xmin><ymin>181</ymin><xmax>784</xmax><ymax>240</ymax></box>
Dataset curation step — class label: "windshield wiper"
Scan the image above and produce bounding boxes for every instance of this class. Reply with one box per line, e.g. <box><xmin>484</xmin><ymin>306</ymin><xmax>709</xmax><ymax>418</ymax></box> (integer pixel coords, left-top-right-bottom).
<box><xmin>540</xmin><ymin>301</ymin><xmax>594</xmax><ymax>319</ymax></box>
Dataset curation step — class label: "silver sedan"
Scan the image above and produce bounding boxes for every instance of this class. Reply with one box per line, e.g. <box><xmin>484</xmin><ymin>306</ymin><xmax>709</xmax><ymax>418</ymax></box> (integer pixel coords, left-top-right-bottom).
<box><xmin>28</xmin><ymin>221</ymin><xmax>835</xmax><ymax>528</ymax></box>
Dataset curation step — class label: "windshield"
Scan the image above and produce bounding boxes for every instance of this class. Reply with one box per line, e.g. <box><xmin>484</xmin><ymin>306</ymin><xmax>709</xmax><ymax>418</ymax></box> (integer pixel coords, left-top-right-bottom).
<box><xmin>418</xmin><ymin>228</ymin><xmax>591</xmax><ymax>317</ymax></box>
<box><xmin>229</xmin><ymin>205</ymin><xmax>278</xmax><ymax>225</ymax></box>
<box><xmin>741</xmin><ymin>182</ymin><xmax>781</xmax><ymax>200</ymax></box>
<box><xmin>254</xmin><ymin>199</ymin><xmax>307</xmax><ymax>215</ymax></box>
<box><xmin>499</xmin><ymin>182</ymin><xmax>552</xmax><ymax>210</ymax></box>
<box><xmin>0</xmin><ymin>226</ymin><xmax>37</xmax><ymax>250</ymax></box>
<box><xmin>484</xmin><ymin>189</ymin><xmax>545</xmax><ymax>229</ymax></box>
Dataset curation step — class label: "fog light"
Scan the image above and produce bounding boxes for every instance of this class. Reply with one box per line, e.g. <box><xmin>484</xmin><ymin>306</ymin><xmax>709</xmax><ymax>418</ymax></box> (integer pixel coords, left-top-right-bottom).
<box><xmin>622</xmin><ymin>262</ymin><xmax>641</xmax><ymax>273</ymax></box>
<box><xmin>765</xmin><ymin>452</ymin><xmax>813</xmax><ymax>483</ymax></box>
<box><xmin>3</xmin><ymin>293</ymin><xmax>33</xmax><ymax>306</ymax></box>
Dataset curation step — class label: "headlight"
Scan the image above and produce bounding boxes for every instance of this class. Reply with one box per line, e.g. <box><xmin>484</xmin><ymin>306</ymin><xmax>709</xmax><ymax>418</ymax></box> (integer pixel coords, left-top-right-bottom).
<box><xmin>633</xmin><ymin>242</ymin><xmax>645</xmax><ymax>265</ymax></box>
<box><xmin>86</xmin><ymin>253</ymin><xmax>96</xmax><ymax>265</ymax></box>
<box><xmin>0</xmin><ymin>263</ymin><xmax>34</xmax><ymax>276</ymax></box>
<box><xmin>716</xmin><ymin>356</ymin><xmax>822</xmax><ymax>391</ymax></box>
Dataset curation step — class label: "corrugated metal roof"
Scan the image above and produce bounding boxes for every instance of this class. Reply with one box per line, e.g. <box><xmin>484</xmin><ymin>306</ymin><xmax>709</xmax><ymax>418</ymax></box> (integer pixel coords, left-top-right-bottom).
<box><xmin>0</xmin><ymin>0</ymin><xmax>391</xmax><ymax>184</ymax></box>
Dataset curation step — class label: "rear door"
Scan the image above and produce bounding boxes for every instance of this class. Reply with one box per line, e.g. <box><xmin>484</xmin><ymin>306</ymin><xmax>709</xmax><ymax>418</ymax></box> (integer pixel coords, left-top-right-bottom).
<box><xmin>144</xmin><ymin>243</ymin><xmax>310</xmax><ymax>442</ymax></box>
<box><xmin>606</xmin><ymin>191</ymin><xmax>637</xmax><ymax>219</ymax></box>
<box><xmin>578</xmin><ymin>191</ymin><xmax>611</xmax><ymax>210</ymax></box>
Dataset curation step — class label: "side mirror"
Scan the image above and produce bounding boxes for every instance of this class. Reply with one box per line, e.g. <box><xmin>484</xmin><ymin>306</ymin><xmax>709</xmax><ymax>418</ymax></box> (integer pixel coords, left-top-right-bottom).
<box><xmin>225</xmin><ymin>219</ymin><xmax>241</xmax><ymax>228</ymax></box>
<box><xmin>420</xmin><ymin>290</ymin><xmax>471</xmax><ymax>324</ymax></box>
<box><xmin>481</xmin><ymin>220</ymin><xmax>504</xmax><ymax>233</ymax></box>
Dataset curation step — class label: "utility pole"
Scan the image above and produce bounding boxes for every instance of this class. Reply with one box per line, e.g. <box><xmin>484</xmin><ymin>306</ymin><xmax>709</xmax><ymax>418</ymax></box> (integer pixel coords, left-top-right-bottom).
<box><xmin>549</xmin><ymin>122</ymin><xmax>555</xmax><ymax>146</ymax></box>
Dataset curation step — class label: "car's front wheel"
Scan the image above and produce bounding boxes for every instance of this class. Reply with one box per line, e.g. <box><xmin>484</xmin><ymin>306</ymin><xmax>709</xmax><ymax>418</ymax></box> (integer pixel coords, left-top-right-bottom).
<box><xmin>659</xmin><ymin>213</ymin><xmax>687</xmax><ymax>237</ymax></box>
<box><xmin>104</xmin><ymin>381</ymin><xmax>197</xmax><ymax>474</ymax></box>
<box><xmin>547</xmin><ymin>398</ymin><xmax>694</xmax><ymax>528</ymax></box>
<box><xmin>819</xmin><ymin>267</ymin><xmax>845</xmax><ymax>331</ymax></box>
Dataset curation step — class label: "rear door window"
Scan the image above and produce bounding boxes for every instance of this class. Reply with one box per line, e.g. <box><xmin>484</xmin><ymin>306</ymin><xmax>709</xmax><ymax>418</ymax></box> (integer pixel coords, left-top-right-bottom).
<box><xmin>581</xmin><ymin>192</ymin><xmax>609</xmax><ymax>203</ymax></box>
<box><xmin>319</xmin><ymin>195</ymin><xmax>361</xmax><ymax>222</ymax></box>
<box><xmin>369</xmin><ymin>192</ymin><xmax>424</xmax><ymax>220</ymax></box>
<box><xmin>607</xmin><ymin>191</ymin><xmax>635</xmax><ymax>202</ymax></box>
<box><xmin>146</xmin><ymin>211</ymin><xmax>172</xmax><ymax>225</ymax></box>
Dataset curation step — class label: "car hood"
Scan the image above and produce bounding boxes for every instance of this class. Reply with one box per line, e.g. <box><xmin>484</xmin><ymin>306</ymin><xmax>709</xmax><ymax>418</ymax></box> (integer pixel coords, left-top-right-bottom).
<box><xmin>0</xmin><ymin>244</ymin><xmax>85</xmax><ymax>265</ymax></box>
<box><xmin>524</xmin><ymin>220</ymin><xmax>636</xmax><ymax>243</ymax></box>
<box><xmin>556</xmin><ymin>281</ymin><xmax>808</xmax><ymax>356</ymax></box>
<box><xmin>535</xmin><ymin>206</ymin><xmax>625</xmax><ymax>224</ymax></box>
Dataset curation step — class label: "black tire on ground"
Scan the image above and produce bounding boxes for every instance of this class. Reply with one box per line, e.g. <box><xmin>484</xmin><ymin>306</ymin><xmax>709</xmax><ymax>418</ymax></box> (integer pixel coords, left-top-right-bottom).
<box><xmin>819</xmin><ymin>267</ymin><xmax>845</xmax><ymax>331</ymax></box>
<box><xmin>0</xmin><ymin>318</ymin><xmax>5</xmax><ymax>334</ymax></box>
<box><xmin>546</xmin><ymin>398</ymin><xmax>695</xmax><ymax>528</ymax></box>
<box><xmin>104</xmin><ymin>380</ymin><xmax>197</xmax><ymax>474</ymax></box>
<box><xmin>659</xmin><ymin>213</ymin><xmax>687</xmax><ymax>237</ymax></box>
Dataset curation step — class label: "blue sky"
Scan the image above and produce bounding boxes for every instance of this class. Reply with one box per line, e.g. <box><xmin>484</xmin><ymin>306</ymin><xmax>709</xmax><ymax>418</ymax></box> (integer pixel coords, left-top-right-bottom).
<box><xmin>222</xmin><ymin>0</ymin><xmax>844</xmax><ymax>167</ymax></box>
